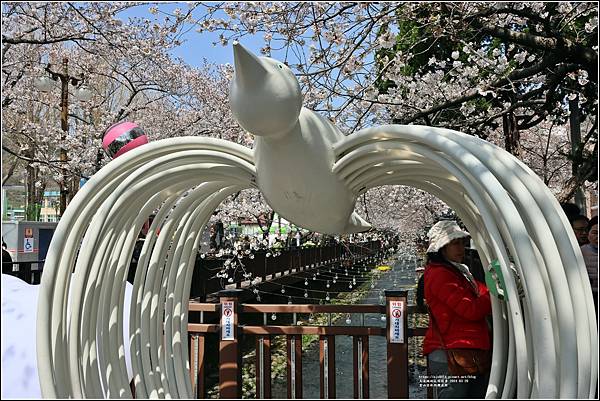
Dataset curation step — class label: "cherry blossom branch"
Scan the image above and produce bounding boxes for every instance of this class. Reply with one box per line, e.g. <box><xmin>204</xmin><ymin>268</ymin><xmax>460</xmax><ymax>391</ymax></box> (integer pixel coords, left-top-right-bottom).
<box><xmin>2</xmin><ymin>145</ymin><xmax>90</xmax><ymax>179</ymax></box>
<box><xmin>401</xmin><ymin>56</ymin><xmax>557</xmax><ymax>124</ymax></box>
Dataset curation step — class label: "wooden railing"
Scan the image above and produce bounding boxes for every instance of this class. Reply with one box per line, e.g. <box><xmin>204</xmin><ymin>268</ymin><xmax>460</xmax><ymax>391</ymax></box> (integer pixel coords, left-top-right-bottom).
<box><xmin>188</xmin><ymin>289</ymin><xmax>429</xmax><ymax>399</ymax></box>
<box><xmin>190</xmin><ymin>241</ymin><xmax>384</xmax><ymax>299</ymax></box>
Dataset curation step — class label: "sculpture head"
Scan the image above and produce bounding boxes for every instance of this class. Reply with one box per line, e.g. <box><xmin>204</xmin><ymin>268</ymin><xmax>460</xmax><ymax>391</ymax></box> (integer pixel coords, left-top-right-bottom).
<box><xmin>230</xmin><ymin>42</ymin><xmax>302</xmax><ymax>137</ymax></box>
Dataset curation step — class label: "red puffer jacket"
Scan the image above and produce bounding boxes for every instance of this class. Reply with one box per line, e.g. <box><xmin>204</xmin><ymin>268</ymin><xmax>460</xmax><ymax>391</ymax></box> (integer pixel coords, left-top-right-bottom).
<box><xmin>422</xmin><ymin>260</ymin><xmax>492</xmax><ymax>355</ymax></box>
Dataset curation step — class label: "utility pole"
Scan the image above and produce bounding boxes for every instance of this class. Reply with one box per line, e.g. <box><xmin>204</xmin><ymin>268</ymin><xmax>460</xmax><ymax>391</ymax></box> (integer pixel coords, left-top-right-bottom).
<box><xmin>38</xmin><ymin>58</ymin><xmax>87</xmax><ymax>217</ymax></box>
<box><xmin>58</xmin><ymin>58</ymin><xmax>71</xmax><ymax>216</ymax></box>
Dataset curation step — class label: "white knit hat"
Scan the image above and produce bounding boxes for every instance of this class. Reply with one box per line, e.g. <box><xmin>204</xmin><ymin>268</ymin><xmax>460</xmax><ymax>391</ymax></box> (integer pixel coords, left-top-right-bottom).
<box><xmin>426</xmin><ymin>220</ymin><xmax>470</xmax><ymax>253</ymax></box>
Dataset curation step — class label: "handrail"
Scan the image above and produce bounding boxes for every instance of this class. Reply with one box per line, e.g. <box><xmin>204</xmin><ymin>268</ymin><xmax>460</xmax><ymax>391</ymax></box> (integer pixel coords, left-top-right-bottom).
<box><xmin>2</xmin><ymin>260</ymin><xmax>46</xmax><ymax>264</ymax></box>
<box><xmin>187</xmin><ymin>323</ymin><xmax>219</xmax><ymax>333</ymax></box>
<box><xmin>242</xmin><ymin>325</ymin><xmax>385</xmax><ymax>336</ymax></box>
<box><xmin>186</xmin><ymin>290</ymin><xmax>429</xmax><ymax>399</ymax></box>
<box><xmin>241</xmin><ymin>303</ymin><xmax>385</xmax><ymax>314</ymax></box>
<box><xmin>188</xmin><ymin>303</ymin><xmax>220</xmax><ymax>312</ymax></box>
<box><xmin>188</xmin><ymin>302</ymin><xmax>427</xmax><ymax>316</ymax></box>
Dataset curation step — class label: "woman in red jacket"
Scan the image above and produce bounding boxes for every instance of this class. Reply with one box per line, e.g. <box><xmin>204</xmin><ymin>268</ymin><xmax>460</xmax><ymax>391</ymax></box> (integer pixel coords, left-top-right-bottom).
<box><xmin>423</xmin><ymin>220</ymin><xmax>492</xmax><ymax>398</ymax></box>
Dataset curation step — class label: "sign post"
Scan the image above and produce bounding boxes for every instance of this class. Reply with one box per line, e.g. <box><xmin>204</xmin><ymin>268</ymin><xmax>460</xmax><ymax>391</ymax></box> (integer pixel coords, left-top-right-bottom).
<box><xmin>23</xmin><ymin>237</ymin><xmax>34</xmax><ymax>253</ymax></box>
<box><xmin>386</xmin><ymin>290</ymin><xmax>408</xmax><ymax>398</ymax></box>
<box><xmin>218</xmin><ymin>289</ymin><xmax>243</xmax><ymax>398</ymax></box>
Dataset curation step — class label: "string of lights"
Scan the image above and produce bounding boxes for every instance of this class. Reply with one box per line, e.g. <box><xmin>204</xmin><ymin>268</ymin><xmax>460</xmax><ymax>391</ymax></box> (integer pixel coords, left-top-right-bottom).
<box><xmin>202</xmin><ymin>245</ymin><xmax>413</xmax><ymax>303</ymax></box>
<box><xmin>251</xmin><ymin>281</ymin><xmax>416</xmax><ymax>304</ymax></box>
<box><xmin>208</xmin><ymin>257</ymin><xmax>379</xmax><ymax>283</ymax></box>
<box><xmin>248</xmin><ymin>256</ymin><xmax>418</xmax><ymax>304</ymax></box>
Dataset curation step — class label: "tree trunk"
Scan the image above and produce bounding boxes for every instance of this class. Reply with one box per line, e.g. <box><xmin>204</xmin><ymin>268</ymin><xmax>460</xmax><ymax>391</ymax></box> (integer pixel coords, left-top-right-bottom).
<box><xmin>94</xmin><ymin>148</ymin><xmax>105</xmax><ymax>173</ymax></box>
<box><xmin>557</xmin><ymin>140</ymin><xmax>597</xmax><ymax>204</ymax></box>
<box><xmin>24</xmin><ymin>148</ymin><xmax>45</xmax><ymax>221</ymax></box>
<box><xmin>67</xmin><ymin>174</ymin><xmax>81</xmax><ymax>205</ymax></box>
<box><xmin>2</xmin><ymin>155</ymin><xmax>19</xmax><ymax>185</ymax></box>
<box><xmin>502</xmin><ymin>111</ymin><xmax>521</xmax><ymax>157</ymax></box>
<box><xmin>568</xmin><ymin>96</ymin><xmax>586</xmax><ymax>211</ymax></box>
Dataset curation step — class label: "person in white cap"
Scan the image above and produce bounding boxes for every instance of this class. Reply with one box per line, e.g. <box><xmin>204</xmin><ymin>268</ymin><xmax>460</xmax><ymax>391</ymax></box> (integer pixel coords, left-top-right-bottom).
<box><xmin>422</xmin><ymin>220</ymin><xmax>492</xmax><ymax>399</ymax></box>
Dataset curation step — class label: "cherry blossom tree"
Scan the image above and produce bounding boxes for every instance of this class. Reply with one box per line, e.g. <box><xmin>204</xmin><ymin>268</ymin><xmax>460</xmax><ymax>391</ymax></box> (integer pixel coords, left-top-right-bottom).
<box><xmin>2</xmin><ymin>2</ymin><xmax>243</xmax><ymax>215</ymax></box>
<box><xmin>177</xmin><ymin>2</ymin><xmax>597</xmax><ymax>203</ymax></box>
<box><xmin>2</xmin><ymin>2</ymin><xmax>596</xmax><ymax>237</ymax></box>
<box><xmin>355</xmin><ymin>185</ymin><xmax>450</xmax><ymax>252</ymax></box>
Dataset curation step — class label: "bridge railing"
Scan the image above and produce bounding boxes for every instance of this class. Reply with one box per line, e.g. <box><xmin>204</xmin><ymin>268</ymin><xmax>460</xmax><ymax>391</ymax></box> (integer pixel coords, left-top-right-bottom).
<box><xmin>190</xmin><ymin>241</ymin><xmax>383</xmax><ymax>299</ymax></box>
<box><xmin>188</xmin><ymin>289</ymin><xmax>430</xmax><ymax>399</ymax></box>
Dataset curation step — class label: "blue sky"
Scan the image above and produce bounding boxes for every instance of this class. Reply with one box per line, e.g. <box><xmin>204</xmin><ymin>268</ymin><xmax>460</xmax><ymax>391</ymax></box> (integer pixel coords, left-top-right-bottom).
<box><xmin>114</xmin><ymin>3</ymin><xmax>359</xmax><ymax>116</ymax></box>
<box><xmin>116</xmin><ymin>3</ymin><xmax>265</xmax><ymax>67</ymax></box>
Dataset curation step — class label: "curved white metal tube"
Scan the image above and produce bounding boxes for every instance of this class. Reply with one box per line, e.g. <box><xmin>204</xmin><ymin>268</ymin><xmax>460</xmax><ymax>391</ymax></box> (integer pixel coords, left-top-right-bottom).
<box><xmin>336</xmin><ymin>139</ymin><xmax>534</xmax><ymax>396</ymax></box>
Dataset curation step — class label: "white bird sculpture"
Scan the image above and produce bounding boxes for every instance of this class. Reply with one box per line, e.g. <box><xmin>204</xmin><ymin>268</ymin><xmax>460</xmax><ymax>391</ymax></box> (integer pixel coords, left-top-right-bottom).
<box><xmin>230</xmin><ymin>42</ymin><xmax>371</xmax><ymax>234</ymax></box>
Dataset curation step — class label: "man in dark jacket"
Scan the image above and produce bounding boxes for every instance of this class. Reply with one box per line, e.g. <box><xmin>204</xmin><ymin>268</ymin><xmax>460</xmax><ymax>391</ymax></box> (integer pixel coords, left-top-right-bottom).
<box><xmin>2</xmin><ymin>239</ymin><xmax>13</xmax><ymax>274</ymax></box>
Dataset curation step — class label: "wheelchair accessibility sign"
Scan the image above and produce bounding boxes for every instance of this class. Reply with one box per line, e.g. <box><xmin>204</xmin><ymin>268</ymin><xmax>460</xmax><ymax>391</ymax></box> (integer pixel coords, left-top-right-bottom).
<box><xmin>24</xmin><ymin>237</ymin><xmax>34</xmax><ymax>253</ymax></box>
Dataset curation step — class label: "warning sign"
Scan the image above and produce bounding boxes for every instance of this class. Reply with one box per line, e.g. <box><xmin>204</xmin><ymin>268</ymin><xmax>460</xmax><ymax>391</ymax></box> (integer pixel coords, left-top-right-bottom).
<box><xmin>24</xmin><ymin>237</ymin><xmax>34</xmax><ymax>253</ymax></box>
<box><xmin>389</xmin><ymin>300</ymin><xmax>404</xmax><ymax>343</ymax></box>
<box><xmin>221</xmin><ymin>301</ymin><xmax>235</xmax><ymax>341</ymax></box>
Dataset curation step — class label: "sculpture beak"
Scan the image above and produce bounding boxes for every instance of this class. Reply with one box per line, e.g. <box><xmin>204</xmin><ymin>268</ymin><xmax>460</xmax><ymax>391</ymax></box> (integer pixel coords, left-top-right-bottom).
<box><xmin>233</xmin><ymin>42</ymin><xmax>268</xmax><ymax>87</ymax></box>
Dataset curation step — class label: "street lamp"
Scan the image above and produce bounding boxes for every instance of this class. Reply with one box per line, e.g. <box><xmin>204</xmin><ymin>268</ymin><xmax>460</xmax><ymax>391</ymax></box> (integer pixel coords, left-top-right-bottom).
<box><xmin>34</xmin><ymin>57</ymin><xmax>92</xmax><ymax>217</ymax></box>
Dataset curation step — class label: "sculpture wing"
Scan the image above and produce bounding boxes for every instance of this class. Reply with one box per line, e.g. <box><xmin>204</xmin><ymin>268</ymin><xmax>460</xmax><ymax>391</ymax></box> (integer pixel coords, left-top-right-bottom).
<box><xmin>37</xmin><ymin>138</ymin><xmax>256</xmax><ymax>398</ymax></box>
<box><xmin>332</xmin><ymin>124</ymin><xmax>597</xmax><ymax>399</ymax></box>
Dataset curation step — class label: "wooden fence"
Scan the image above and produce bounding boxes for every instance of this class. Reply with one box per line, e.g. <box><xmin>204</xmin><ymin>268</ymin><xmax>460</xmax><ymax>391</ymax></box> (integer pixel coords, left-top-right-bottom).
<box><xmin>188</xmin><ymin>289</ymin><xmax>430</xmax><ymax>399</ymax></box>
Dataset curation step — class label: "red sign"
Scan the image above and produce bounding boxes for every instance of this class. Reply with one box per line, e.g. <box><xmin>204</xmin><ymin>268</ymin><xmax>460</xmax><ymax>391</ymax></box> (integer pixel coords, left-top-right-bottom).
<box><xmin>222</xmin><ymin>301</ymin><xmax>235</xmax><ymax>341</ymax></box>
<box><xmin>389</xmin><ymin>300</ymin><xmax>404</xmax><ymax>343</ymax></box>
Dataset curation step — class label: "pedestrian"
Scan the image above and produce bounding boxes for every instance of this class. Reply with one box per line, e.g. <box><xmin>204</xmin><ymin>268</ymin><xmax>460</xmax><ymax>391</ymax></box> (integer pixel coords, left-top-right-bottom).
<box><xmin>570</xmin><ymin>214</ymin><xmax>590</xmax><ymax>246</ymax></box>
<box><xmin>128</xmin><ymin>231</ymin><xmax>146</xmax><ymax>284</ymax></box>
<box><xmin>561</xmin><ymin>202</ymin><xmax>581</xmax><ymax>222</ymax></box>
<box><xmin>423</xmin><ymin>220</ymin><xmax>492</xmax><ymax>399</ymax></box>
<box><xmin>286</xmin><ymin>231</ymin><xmax>294</xmax><ymax>248</ymax></box>
<box><xmin>209</xmin><ymin>227</ymin><xmax>217</xmax><ymax>251</ymax></box>
<box><xmin>580</xmin><ymin>216</ymin><xmax>598</xmax><ymax>312</ymax></box>
<box><xmin>215</xmin><ymin>220</ymin><xmax>225</xmax><ymax>249</ymax></box>
<box><xmin>2</xmin><ymin>238</ymin><xmax>13</xmax><ymax>274</ymax></box>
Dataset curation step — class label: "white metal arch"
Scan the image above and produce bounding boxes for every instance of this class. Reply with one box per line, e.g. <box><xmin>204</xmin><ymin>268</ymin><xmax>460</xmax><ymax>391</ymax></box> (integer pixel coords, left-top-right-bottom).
<box><xmin>37</xmin><ymin>138</ymin><xmax>255</xmax><ymax>398</ymax></box>
<box><xmin>334</xmin><ymin>124</ymin><xmax>597</xmax><ymax>398</ymax></box>
<box><xmin>37</xmin><ymin>127</ymin><xmax>597</xmax><ymax>398</ymax></box>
